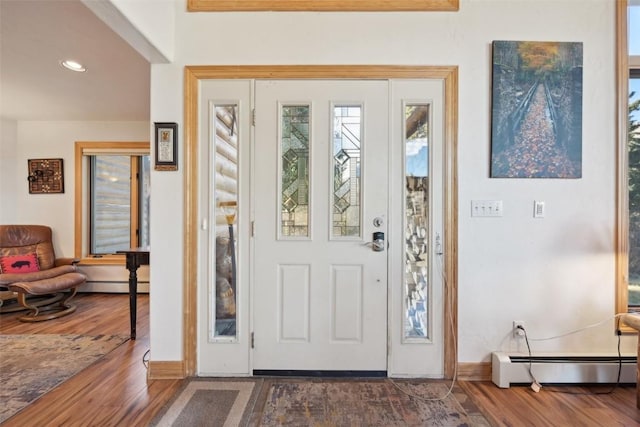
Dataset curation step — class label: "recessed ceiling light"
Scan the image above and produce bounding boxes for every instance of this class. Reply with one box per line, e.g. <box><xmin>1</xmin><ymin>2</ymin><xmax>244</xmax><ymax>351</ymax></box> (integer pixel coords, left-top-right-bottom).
<box><xmin>60</xmin><ymin>59</ymin><xmax>86</xmax><ymax>72</ymax></box>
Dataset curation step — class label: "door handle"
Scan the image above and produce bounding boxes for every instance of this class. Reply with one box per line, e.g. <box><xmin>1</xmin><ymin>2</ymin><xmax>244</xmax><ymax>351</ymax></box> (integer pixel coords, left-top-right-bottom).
<box><xmin>364</xmin><ymin>232</ymin><xmax>385</xmax><ymax>252</ymax></box>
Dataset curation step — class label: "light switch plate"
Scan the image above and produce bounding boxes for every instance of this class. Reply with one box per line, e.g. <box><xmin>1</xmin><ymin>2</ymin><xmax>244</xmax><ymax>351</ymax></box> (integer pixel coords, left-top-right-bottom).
<box><xmin>471</xmin><ymin>200</ymin><xmax>503</xmax><ymax>217</ymax></box>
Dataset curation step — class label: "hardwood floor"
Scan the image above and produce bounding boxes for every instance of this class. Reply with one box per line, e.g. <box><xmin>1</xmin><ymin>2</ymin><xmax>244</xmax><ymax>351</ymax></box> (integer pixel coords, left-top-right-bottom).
<box><xmin>460</xmin><ymin>381</ymin><xmax>640</xmax><ymax>426</ymax></box>
<box><xmin>1</xmin><ymin>293</ymin><xmax>640</xmax><ymax>426</ymax></box>
<box><xmin>0</xmin><ymin>293</ymin><xmax>183</xmax><ymax>426</ymax></box>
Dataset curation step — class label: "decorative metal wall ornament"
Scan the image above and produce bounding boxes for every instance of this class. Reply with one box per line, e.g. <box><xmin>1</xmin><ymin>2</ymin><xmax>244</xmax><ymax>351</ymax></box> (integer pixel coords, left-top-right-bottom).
<box><xmin>27</xmin><ymin>158</ymin><xmax>64</xmax><ymax>194</ymax></box>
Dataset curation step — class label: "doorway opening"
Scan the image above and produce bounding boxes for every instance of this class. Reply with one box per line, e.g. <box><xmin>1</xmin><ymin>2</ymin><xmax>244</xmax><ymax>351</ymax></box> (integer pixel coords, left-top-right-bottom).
<box><xmin>181</xmin><ymin>65</ymin><xmax>458</xmax><ymax>379</ymax></box>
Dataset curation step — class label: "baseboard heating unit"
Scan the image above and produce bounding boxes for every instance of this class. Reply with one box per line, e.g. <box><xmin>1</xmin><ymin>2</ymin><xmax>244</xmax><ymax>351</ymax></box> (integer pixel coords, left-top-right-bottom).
<box><xmin>491</xmin><ymin>351</ymin><xmax>636</xmax><ymax>388</ymax></box>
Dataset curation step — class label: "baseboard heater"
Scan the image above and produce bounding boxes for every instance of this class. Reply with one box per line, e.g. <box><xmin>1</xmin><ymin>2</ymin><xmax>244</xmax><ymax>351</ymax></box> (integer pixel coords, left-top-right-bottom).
<box><xmin>492</xmin><ymin>351</ymin><xmax>637</xmax><ymax>388</ymax></box>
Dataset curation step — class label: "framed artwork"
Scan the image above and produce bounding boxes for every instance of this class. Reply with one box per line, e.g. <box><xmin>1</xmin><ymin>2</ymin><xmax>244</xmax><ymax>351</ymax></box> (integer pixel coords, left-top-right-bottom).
<box><xmin>154</xmin><ymin>122</ymin><xmax>178</xmax><ymax>171</ymax></box>
<box><xmin>490</xmin><ymin>40</ymin><xmax>583</xmax><ymax>178</ymax></box>
<box><xmin>27</xmin><ymin>158</ymin><xmax>64</xmax><ymax>194</ymax></box>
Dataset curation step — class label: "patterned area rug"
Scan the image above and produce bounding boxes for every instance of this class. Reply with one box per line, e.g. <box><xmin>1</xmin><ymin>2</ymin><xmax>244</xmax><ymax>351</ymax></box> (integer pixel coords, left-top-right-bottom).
<box><xmin>0</xmin><ymin>334</ymin><xmax>129</xmax><ymax>423</ymax></box>
<box><xmin>254</xmin><ymin>379</ymin><xmax>490</xmax><ymax>426</ymax></box>
<box><xmin>152</xmin><ymin>378</ymin><xmax>490</xmax><ymax>426</ymax></box>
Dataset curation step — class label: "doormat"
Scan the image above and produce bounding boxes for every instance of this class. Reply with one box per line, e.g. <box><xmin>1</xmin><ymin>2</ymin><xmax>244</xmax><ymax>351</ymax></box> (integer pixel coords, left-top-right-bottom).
<box><xmin>152</xmin><ymin>377</ymin><xmax>490</xmax><ymax>426</ymax></box>
<box><xmin>0</xmin><ymin>334</ymin><xmax>129</xmax><ymax>424</ymax></box>
<box><xmin>150</xmin><ymin>378</ymin><xmax>263</xmax><ymax>427</ymax></box>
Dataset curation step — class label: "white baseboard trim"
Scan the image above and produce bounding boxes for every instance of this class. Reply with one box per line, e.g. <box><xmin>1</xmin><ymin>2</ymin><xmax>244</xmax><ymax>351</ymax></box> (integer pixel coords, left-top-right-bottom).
<box><xmin>79</xmin><ymin>282</ymin><xmax>149</xmax><ymax>293</ymax></box>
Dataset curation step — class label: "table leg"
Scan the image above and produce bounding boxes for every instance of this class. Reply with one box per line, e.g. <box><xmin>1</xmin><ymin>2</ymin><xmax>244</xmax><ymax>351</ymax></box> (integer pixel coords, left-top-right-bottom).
<box><xmin>127</xmin><ymin>267</ymin><xmax>138</xmax><ymax>340</ymax></box>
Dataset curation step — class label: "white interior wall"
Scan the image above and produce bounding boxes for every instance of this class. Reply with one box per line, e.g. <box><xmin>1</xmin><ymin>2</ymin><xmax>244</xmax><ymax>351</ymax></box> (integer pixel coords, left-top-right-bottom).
<box><xmin>148</xmin><ymin>0</ymin><xmax>634</xmax><ymax>364</ymax></box>
<box><xmin>83</xmin><ymin>0</ymin><xmax>175</xmax><ymax>63</ymax></box>
<box><xmin>109</xmin><ymin>0</ymin><xmax>175</xmax><ymax>61</ymax></box>
<box><xmin>0</xmin><ymin>119</ymin><xmax>18</xmax><ymax>223</ymax></box>
<box><xmin>2</xmin><ymin>0</ymin><xmax>626</xmax><ymax>365</ymax></box>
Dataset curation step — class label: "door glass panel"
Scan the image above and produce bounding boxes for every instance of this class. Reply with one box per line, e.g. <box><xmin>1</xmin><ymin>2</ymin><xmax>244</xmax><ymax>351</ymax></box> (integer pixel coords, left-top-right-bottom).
<box><xmin>213</xmin><ymin>104</ymin><xmax>238</xmax><ymax>339</ymax></box>
<box><xmin>332</xmin><ymin>105</ymin><xmax>362</xmax><ymax>238</ymax></box>
<box><xmin>280</xmin><ymin>105</ymin><xmax>310</xmax><ymax>237</ymax></box>
<box><xmin>404</xmin><ymin>103</ymin><xmax>430</xmax><ymax>340</ymax></box>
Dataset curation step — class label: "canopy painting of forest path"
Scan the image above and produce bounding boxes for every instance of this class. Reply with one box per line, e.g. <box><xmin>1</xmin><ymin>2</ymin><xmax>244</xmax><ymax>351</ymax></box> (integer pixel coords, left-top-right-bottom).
<box><xmin>490</xmin><ymin>40</ymin><xmax>583</xmax><ymax>178</ymax></box>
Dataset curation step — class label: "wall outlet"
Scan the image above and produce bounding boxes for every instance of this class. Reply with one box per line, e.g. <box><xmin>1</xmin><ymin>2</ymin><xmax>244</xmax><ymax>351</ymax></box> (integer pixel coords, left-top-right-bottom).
<box><xmin>513</xmin><ymin>321</ymin><xmax>525</xmax><ymax>338</ymax></box>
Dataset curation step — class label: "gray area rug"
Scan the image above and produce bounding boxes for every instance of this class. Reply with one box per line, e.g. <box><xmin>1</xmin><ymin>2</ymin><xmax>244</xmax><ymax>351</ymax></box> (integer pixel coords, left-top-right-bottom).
<box><xmin>152</xmin><ymin>378</ymin><xmax>490</xmax><ymax>426</ymax></box>
<box><xmin>0</xmin><ymin>334</ymin><xmax>129</xmax><ymax>424</ymax></box>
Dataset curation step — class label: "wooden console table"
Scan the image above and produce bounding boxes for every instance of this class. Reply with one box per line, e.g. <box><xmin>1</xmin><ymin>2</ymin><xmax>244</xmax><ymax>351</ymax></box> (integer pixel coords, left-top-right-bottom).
<box><xmin>117</xmin><ymin>247</ymin><xmax>149</xmax><ymax>340</ymax></box>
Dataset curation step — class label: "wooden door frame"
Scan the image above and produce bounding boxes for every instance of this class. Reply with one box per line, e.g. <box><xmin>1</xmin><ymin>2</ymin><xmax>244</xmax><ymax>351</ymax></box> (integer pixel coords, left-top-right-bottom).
<box><xmin>182</xmin><ymin>65</ymin><xmax>458</xmax><ymax>378</ymax></box>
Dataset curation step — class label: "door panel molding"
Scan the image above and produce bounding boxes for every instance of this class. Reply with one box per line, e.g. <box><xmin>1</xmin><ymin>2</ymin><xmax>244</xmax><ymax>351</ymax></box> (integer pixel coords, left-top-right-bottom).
<box><xmin>331</xmin><ymin>265</ymin><xmax>363</xmax><ymax>343</ymax></box>
<box><xmin>278</xmin><ymin>264</ymin><xmax>311</xmax><ymax>342</ymax></box>
<box><xmin>183</xmin><ymin>65</ymin><xmax>458</xmax><ymax>378</ymax></box>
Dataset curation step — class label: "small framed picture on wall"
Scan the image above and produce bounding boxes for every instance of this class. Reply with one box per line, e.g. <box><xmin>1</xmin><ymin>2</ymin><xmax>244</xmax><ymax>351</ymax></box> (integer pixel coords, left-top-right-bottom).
<box><xmin>154</xmin><ymin>122</ymin><xmax>178</xmax><ymax>171</ymax></box>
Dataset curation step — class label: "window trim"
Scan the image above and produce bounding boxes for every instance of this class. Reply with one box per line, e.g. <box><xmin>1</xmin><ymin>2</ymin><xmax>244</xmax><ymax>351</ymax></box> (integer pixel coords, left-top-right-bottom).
<box><xmin>617</xmin><ymin>0</ymin><xmax>632</xmax><ymax>320</ymax></box>
<box><xmin>187</xmin><ymin>0</ymin><xmax>458</xmax><ymax>12</ymax></box>
<box><xmin>74</xmin><ymin>141</ymin><xmax>150</xmax><ymax>265</ymax></box>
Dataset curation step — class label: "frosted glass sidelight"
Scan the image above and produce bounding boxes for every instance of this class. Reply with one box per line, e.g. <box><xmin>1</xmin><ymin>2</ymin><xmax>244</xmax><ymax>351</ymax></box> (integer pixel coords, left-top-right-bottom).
<box><xmin>404</xmin><ymin>104</ymin><xmax>430</xmax><ymax>340</ymax></box>
<box><xmin>332</xmin><ymin>105</ymin><xmax>362</xmax><ymax>238</ymax></box>
<box><xmin>213</xmin><ymin>104</ymin><xmax>239</xmax><ymax>339</ymax></box>
<box><xmin>281</xmin><ymin>105</ymin><xmax>310</xmax><ymax>237</ymax></box>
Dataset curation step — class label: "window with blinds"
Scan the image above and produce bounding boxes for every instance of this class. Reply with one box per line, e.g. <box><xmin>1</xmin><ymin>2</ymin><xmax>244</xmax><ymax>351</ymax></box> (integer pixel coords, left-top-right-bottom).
<box><xmin>74</xmin><ymin>141</ymin><xmax>150</xmax><ymax>259</ymax></box>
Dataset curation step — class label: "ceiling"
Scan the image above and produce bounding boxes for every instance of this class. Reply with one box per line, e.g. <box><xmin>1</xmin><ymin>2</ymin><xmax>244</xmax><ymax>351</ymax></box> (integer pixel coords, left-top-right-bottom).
<box><xmin>0</xmin><ymin>0</ymin><xmax>150</xmax><ymax>122</ymax></box>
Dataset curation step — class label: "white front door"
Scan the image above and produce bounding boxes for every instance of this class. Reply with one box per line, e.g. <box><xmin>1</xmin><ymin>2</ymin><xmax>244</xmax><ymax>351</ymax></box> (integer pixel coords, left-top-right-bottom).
<box><xmin>253</xmin><ymin>80</ymin><xmax>389</xmax><ymax>372</ymax></box>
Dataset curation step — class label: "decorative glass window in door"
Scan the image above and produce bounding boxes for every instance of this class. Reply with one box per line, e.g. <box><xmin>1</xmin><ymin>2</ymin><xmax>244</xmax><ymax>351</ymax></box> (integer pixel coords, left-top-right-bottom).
<box><xmin>404</xmin><ymin>103</ymin><xmax>430</xmax><ymax>340</ymax></box>
<box><xmin>213</xmin><ymin>104</ymin><xmax>238</xmax><ymax>339</ymax></box>
<box><xmin>280</xmin><ymin>105</ymin><xmax>310</xmax><ymax>238</ymax></box>
<box><xmin>332</xmin><ymin>105</ymin><xmax>362</xmax><ymax>238</ymax></box>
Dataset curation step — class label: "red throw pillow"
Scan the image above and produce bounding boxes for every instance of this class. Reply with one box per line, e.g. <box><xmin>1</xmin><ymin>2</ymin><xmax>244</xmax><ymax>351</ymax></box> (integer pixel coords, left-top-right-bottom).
<box><xmin>0</xmin><ymin>253</ymin><xmax>40</xmax><ymax>273</ymax></box>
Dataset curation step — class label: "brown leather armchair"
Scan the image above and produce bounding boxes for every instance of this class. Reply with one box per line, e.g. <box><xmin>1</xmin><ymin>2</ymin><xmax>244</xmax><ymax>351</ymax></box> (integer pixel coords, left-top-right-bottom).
<box><xmin>0</xmin><ymin>225</ymin><xmax>86</xmax><ymax>321</ymax></box>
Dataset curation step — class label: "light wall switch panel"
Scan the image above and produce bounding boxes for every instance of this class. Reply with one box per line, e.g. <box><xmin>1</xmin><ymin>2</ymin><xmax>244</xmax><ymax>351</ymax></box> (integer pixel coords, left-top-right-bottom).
<box><xmin>471</xmin><ymin>200</ymin><xmax>503</xmax><ymax>217</ymax></box>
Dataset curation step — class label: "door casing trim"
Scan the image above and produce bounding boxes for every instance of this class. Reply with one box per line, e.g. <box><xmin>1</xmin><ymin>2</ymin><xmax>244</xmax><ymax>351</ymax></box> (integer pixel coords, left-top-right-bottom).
<box><xmin>181</xmin><ymin>65</ymin><xmax>458</xmax><ymax>378</ymax></box>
